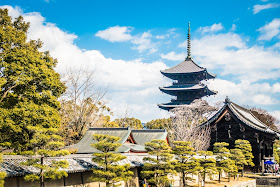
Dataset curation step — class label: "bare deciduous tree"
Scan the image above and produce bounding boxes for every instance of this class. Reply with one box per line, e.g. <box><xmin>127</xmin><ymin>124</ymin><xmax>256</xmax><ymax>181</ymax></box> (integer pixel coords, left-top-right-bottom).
<box><xmin>169</xmin><ymin>99</ymin><xmax>217</xmax><ymax>151</ymax></box>
<box><xmin>59</xmin><ymin>68</ymin><xmax>110</xmax><ymax>145</ymax></box>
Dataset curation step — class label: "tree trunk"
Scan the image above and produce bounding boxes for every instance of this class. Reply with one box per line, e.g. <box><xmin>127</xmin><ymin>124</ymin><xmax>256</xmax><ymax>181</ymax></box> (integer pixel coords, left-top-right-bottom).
<box><xmin>182</xmin><ymin>171</ymin><xmax>186</xmax><ymax>187</ymax></box>
<box><xmin>228</xmin><ymin>173</ymin><xmax>230</xmax><ymax>182</ymax></box>
<box><xmin>40</xmin><ymin>156</ymin><xmax>44</xmax><ymax>187</ymax></box>
<box><xmin>218</xmin><ymin>171</ymin><xmax>221</xmax><ymax>183</ymax></box>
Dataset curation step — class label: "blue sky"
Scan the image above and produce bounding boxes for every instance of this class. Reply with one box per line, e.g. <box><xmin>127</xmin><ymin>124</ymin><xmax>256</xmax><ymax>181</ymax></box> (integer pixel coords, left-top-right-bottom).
<box><xmin>1</xmin><ymin>0</ymin><xmax>280</xmax><ymax>122</ymax></box>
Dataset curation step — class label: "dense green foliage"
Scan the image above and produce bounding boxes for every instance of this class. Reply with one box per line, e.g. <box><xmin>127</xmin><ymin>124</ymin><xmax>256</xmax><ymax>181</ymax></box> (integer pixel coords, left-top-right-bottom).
<box><xmin>90</xmin><ymin>134</ymin><xmax>133</xmax><ymax>186</ymax></box>
<box><xmin>274</xmin><ymin>140</ymin><xmax>280</xmax><ymax>164</ymax></box>
<box><xmin>141</xmin><ymin>139</ymin><xmax>176</xmax><ymax>187</ymax></box>
<box><xmin>172</xmin><ymin>141</ymin><xmax>201</xmax><ymax>186</ymax></box>
<box><xmin>198</xmin><ymin>151</ymin><xmax>217</xmax><ymax>185</ymax></box>
<box><xmin>0</xmin><ymin>8</ymin><xmax>69</xmax><ymax>186</ymax></box>
<box><xmin>230</xmin><ymin>148</ymin><xmax>247</xmax><ymax>170</ymax></box>
<box><xmin>235</xmin><ymin>139</ymin><xmax>254</xmax><ymax>176</ymax></box>
<box><xmin>0</xmin><ymin>8</ymin><xmax>66</xmax><ymax>152</ymax></box>
<box><xmin>145</xmin><ymin>118</ymin><xmax>171</xmax><ymax>129</ymax></box>
<box><xmin>114</xmin><ymin>117</ymin><xmax>142</xmax><ymax>129</ymax></box>
<box><xmin>213</xmin><ymin>142</ymin><xmax>237</xmax><ymax>182</ymax></box>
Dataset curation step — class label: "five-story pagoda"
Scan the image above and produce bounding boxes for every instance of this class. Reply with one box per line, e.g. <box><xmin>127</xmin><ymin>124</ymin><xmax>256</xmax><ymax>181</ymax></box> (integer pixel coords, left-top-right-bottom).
<box><xmin>158</xmin><ymin>23</ymin><xmax>217</xmax><ymax>111</ymax></box>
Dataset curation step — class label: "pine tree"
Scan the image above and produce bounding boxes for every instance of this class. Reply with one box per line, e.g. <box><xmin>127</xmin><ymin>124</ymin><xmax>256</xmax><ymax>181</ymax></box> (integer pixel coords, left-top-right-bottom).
<box><xmin>234</xmin><ymin>139</ymin><xmax>254</xmax><ymax>176</ymax></box>
<box><xmin>198</xmin><ymin>151</ymin><xmax>217</xmax><ymax>186</ymax></box>
<box><xmin>20</xmin><ymin>128</ymin><xmax>70</xmax><ymax>186</ymax></box>
<box><xmin>230</xmin><ymin>149</ymin><xmax>247</xmax><ymax>173</ymax></box>
<box><xmin>90</xmin><ymin>134</ymin><xmax>133</xmax><ymax>186</ymax></box>
<box><xmin>141</xmin><ymin>139</ymin><xmax>176</xmax><ymax>187</ymax></box>
<box><xmin>172</xmin><ymin>141</ymin><xmax>201</xmax><ymax>187</ymax></box>
<box><xmin>213</xmin><ymin>142</ymin><xmax>237</xmax><ymax>182</ymax></box>
<box><xmin>0</xmin><ymin>153</ymin><xmax>6</xmax><ymax>187</ymax></box>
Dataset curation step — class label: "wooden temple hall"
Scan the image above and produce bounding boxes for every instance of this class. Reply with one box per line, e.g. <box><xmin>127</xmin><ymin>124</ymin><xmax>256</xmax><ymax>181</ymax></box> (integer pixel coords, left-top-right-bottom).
<box><xmin>202</xmin><ymin>97</ymin><xmax>280</xmax><ymax>171</ymax></box>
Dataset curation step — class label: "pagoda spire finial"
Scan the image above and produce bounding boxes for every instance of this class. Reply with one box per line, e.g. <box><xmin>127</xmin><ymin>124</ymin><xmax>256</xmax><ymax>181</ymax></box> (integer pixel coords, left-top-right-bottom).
<box><xmin>187</xmin><ymin>22</ymin><xmax>191</xmax><ymax>59</ymax></box>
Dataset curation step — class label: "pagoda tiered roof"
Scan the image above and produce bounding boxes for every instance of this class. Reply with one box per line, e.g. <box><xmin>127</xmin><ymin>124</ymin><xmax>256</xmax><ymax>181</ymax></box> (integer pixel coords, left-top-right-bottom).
<box><xmin>160</xmin><ymin>83</ymin><xmax>216</xmax><ymax>92</ymax></box>
<box><xmin>161</xmin><ymin>57</ymin><xmax>215</xmax><ymax>79</ymax></box>
<box><xmin>158</xmin><ymin>22</ymin><xmax>217</xmax><ymax>110</ymax></box>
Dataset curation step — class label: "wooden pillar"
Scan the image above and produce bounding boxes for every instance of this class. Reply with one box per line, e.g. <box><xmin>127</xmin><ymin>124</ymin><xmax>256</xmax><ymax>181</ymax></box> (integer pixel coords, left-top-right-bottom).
<box><xmin>81</xmin><ymin>172</ymin><xmax>84</xmax><ymax>185</ymax></box>
<box><xmin>17</xmin><ymin>177</ymin><xmax>20</xmax><ymax>187</ymax></box>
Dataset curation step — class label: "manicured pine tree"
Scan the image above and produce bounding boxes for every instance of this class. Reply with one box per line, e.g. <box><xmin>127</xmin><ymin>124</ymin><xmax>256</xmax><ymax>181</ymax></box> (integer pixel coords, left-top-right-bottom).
<box><xmin>235</xmin><ymin>139</ymin><xmax>254</xmax><ymax>176</ymax></box>
<box><xmin>0</xmin><ymin>153</ymin><xmax>6</xmax><ymax>187</ymax></box>
<box><xmin>213</xmin><ymin>142</ymin><xmax>237</xmax><ymax>182</ymax></box>
<box><xmin>172</xmin><ymin>141</ymin><xmax>201</xmax><ymax>187</ymax></box>
<box><xmin>90</xmin><ymin>134</ymin><xmax>133</xmax><ymax>187</ymax></box>
<box><xmin>230</xmin><ymin>148</ymin><xmax>247</xmax><ymax>177</ymax></box>
<box><xmin>141</xmin><ymin>139</ymin><xmax>176</xmax><ymax>187</ymax></box>
<box><xmin>198</xmin><ymin>151</ymin><xmax>217</xmax><ymax>186</ymax></box>
<box><xmin>20</xmin><ymin>127</ymin><xmax>70</xmax><ymax>186</ymax></box>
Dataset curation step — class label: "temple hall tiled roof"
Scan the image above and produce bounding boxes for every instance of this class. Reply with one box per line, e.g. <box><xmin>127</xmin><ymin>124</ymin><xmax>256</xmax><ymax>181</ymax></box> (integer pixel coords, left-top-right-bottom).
<box><xmin>0</xmin><ymin>154</ymin><xmax>148</xmax><ymax>178</ymax></box>
<box><xmin>131</xmin><ymin>129</ymin><xmax>168</xmax><ymax>146</ymax></box>
<box><xmin>66</xmin><ymin>127</ymin><xmax>169</xmax><ymax>154</ymax></box>
<box><xmin>202</xmin><ymin>97</ymin><xmax>280</xmax><ymax>137</ymax></box>
<box><xmin>66</xmin><ymin>127</ymin><xmax>132</xmax><ymax>154</ymax></box>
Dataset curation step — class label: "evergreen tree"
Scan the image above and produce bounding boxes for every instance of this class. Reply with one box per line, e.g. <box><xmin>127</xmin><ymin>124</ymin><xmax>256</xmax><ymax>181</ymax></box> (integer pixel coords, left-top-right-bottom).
<box><xmin>145</xmin><ymin>118</ymin><xmax>171</xmax><ymax>129</ymax></box>
<box><xmin>234</xmin><ymin>139</ymin><xmax>254</xmax><ymax>176</ymax></box>
<box><xmin>0</xmin><ymin>8</ymin><xmax>66</xmax><ymax>152</ymax></box>
<box><xmin>172</xmin><ymin>141</ymin><xmax>201</xmax><ymax>187</ymax></box>
<box><xmin>141</xmin><ymin>139</ymin><xmax>176</xmax><ymax>187</ymax></box>
<box><xmin>213</xmin><ymin>142</ymin><xmax>237</xmax><ymax>182</ymax></box>
<box><xmin>20</xmin><ymin>128</ymin><xmax>70</xmax><ymax>186</ymax></box>
<box><xmin>90</xmin><ymin>134</ymin><xmax>133</xmax><ymax>186</ymax></box>
<box><xmin>230</xmin><ymin>148</ymin><xmax>247</xmax><ymax>172</ymax></box>
<box><xmin>0</xmin><ymin>153</ymin><xmax>6</xmax><ymax>187</ymax></box>
<box><xmin>0</xmin><ymin>8</ymin><xmax>69</xmax><ymax>187</ymax></box>
<box><xmin>114</xmin><ymin>117</ymin><xmax>142</xmax><ymax>129</ymax></box>
<box><xmin>198</xmin><ymin>151</ymin><xmax>217</xmax><ymax>186</ymax></box>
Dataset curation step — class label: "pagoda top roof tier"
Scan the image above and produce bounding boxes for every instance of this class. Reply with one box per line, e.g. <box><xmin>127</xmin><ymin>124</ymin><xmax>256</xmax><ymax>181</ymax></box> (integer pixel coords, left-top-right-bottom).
<box><xmin>161</xmin><ymin>57</ymin><xmax>207</xmax><ymax>74</ymax></box>
<box><xmin>160</xmin><ymin>58</ymin><xmax>216</xmax><ymax>79</ymax></box>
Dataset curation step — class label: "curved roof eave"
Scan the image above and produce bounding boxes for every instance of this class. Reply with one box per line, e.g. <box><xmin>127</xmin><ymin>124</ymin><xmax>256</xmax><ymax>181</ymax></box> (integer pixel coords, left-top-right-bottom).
<box><xmin>200</xmin><ymin>101</ymin><xmax>279</xmax><ymax>136</ymax></box>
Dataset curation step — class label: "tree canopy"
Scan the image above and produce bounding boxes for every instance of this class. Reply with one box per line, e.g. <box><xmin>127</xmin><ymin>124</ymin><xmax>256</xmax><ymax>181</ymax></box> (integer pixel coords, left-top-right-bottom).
<box><xmin>0</xmin><ymin>8</ymin><xmax>66</xmax><ymax>152</ymax></box>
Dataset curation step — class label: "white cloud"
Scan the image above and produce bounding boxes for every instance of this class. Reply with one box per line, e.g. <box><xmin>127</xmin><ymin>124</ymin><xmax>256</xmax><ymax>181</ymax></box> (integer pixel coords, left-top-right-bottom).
<box><xmin>253</xmin><ymin>3</ymin><xmax>280</xmax><ymax>14</ymax></box>
<box><xmin>95</xmin><ymin>26</ymin><xmax>157</xmax><ymax>53</ymax></box>
<box><xmin>2</xmin><ymin>5</ymin><xmax>169</xmax><ymax>122</ymax></box>
<box><xmin>160</xmin><ymin>52</ymin><xmax>185</xmax><ymax>61</ymax></box>
<box><xmin>258</xmin><ymin>18</ymin><xmax>280</xmax><ymax>41</ymax></box>
<box><xmin>199</xmin><ymin>23</ymin><xmax>224</xmax><ymax>34</ymax></box>
<box><xmin>179</xmin><ymin>32</ymin><xmax>280</xmax><ymax>82</ymax></box>
<box><xmin>95</xmin><ymin>26</ymin><xmax>133</xmax><ymax>42</ymax></box>
<box><xmin>132</xmin><ymin>32</ymin><xmax>157</xmax><ymax>53</ymax></box>
<box><xmin>269</xmin><ymin>111</ymin><xmax>280</xmax><ymax>123</ymax></box>
<box><xmin>230</xmin><ymin>24</ymin><xmax>237</xmax><ymax>31</ymax></box>
<box><xmin>206</xmin><ymin>79</ymin><xmax>279</xmax><ymax>106</ymax></box>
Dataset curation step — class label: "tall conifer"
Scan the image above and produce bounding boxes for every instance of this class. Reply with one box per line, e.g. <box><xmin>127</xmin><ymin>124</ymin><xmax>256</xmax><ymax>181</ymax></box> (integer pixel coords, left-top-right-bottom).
<box><xmin>90</xmin><ymin>134</ymin><xmax>133</xmax><ymax>186</ymax></box>
<box><xmin>172</xmin><ymin>141</ymin><xmax>201</xmax><ymax>187</ymax></box>
<box><xmin>141</xmin><ymin>139</ymin><xmax>176</xmax><ymax>187</ymax></box>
